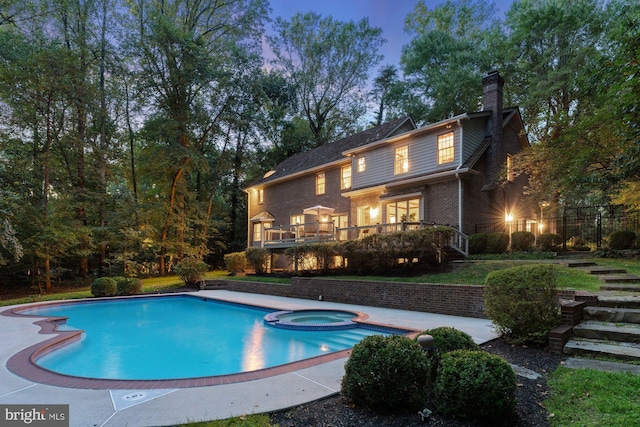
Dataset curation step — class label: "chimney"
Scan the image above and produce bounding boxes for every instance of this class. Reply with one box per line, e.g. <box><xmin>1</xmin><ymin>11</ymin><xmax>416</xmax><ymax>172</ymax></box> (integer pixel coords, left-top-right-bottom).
<box><xmin>482</xmin><ymin>70</ymin><xmax>504</xmax><ymax>191</ymax></box>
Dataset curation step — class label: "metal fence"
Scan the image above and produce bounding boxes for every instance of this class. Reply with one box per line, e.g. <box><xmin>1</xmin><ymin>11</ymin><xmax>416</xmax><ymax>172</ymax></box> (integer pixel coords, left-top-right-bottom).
<box><xmin>475</xmin><ymin>205</ymin><xmax>640</xmax><ymax>249</ymax></box>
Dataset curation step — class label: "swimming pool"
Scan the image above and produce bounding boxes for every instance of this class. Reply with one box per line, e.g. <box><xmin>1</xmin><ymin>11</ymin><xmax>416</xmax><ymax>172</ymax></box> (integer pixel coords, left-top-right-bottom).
<box><xmin>14</xmin><ymin>295</ymin><xmax>403</xmax><ymax>383</ymax></box>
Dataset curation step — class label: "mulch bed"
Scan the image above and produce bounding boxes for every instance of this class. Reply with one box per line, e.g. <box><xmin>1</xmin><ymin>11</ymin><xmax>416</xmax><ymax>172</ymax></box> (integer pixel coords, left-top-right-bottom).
<box><xmin>269</xmin><ymin>338</ymin><xmax>566</xmax><ymax>426</ymax></box>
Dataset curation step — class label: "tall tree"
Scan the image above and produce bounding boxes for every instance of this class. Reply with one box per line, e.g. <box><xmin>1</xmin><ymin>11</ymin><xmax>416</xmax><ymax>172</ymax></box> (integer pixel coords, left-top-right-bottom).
<box><xmin>268</xmin><ymin>12</ymin><xmax>384</xmax><ymax>146</ymax></box>
<box><xmin>369</xmin><ymin>65</ymin><xmax>399</xmax><ymax>126</ymax></box>
<box><xmin>399</xmin><ymin>0</ymin><xmax>497</xmax><ymax>124</ymax></box>
<box><xmin>126</xmin><ymin>0</ymin><xmax>268</xmax><ymax>274</ymax></box>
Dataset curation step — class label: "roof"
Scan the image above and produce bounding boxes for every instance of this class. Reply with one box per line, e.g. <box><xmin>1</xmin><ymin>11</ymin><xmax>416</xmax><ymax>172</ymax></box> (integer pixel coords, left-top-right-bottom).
<box><xmin>247</xmin><ymin>116</ymin><xmax>415</xmax><ymax>188</ymax></box>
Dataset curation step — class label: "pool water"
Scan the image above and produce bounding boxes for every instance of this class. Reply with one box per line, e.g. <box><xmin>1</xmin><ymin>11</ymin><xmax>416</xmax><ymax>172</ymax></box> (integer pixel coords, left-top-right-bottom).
<box><xmin>23</xmin><ymin>296</ymin><xmax>391</xmax><ymax>380</ymax></box>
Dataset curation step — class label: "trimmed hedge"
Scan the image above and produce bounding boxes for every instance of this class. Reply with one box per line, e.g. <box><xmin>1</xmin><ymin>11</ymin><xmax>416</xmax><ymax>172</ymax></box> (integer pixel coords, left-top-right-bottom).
<box><xmin>469</xmin><ymin>233</ymin><xmax>488</xmax><ymax>255</ymax></box>
<box><xmin>511</xmin><ymin>231</ymin><xmax>535</xmax><ymax>252</ymax></box>
<box><xmin>91</xmin><ymin>277</ymin><xmax>117</xmax><ymax>297</ymax></box>
<box><xmin>341</xmin><ymin>335</ymin><xmax>431</xmax><ymax>411</ymax></box>
<box><xmin>416</xmin><ymin>327</ymin><xmax>478</xmax><ymax>362</ymax></box>
<box><xmin>116</xmin><ymin>277</ymin><xmax>143</xmax><ymax>295</ymax></box>
<box><xmin>484</xmin><ymin>264</ymin><xmax>561</xmax><ymax>345</ymax></box>
<box><xmin>434</xmin><ymin>350</ymin><xmax>516</xmax><ymax>422</ymax></box>
<box><xmin>608</xmin><ymin>230</ymin><xmax>636</xmax><ymax>250</ymax></box>
<box><xmin>486</xmin><ymin>232</ymin><xmax>509</xmax><ymax>253</ymax></box>
<box><xmin>537</xmin><ymin>233</ymin><xmax>562</xmax><ymax>251</ymax></box>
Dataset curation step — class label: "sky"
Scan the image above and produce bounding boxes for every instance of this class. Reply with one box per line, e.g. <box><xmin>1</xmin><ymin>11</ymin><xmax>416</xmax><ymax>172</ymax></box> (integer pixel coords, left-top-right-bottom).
<box><xmin>267</xmin><ymin>0</ymin><xmax>516</xmax><ymax>70</ymax></box>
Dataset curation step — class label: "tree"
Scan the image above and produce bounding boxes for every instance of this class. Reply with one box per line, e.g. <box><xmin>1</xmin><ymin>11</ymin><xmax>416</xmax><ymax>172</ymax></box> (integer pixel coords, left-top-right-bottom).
<box><xmin>268</xmin><ymin>12</ymin><xmax>384</xmax><ymax>146</ymax></box>
<box><xmin>399</xmin><ymin>0</ymin><xmax>497</xmax><ymax>124</ymax></box>
<box><xmin>369</xmin><ymin>65</ymin><xmax>399</xmax><ymax>126</ymax></box>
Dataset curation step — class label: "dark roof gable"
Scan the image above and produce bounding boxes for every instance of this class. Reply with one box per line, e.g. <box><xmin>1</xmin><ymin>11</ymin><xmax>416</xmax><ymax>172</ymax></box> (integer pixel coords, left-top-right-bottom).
<box><xmin>251</xmin><ymin>116</ymin><xmax>415</xmax><ymax>187</ymax></box>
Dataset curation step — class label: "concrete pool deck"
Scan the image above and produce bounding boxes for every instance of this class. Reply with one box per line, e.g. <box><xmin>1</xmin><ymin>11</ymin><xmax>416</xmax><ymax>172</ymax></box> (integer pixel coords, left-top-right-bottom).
<box><xmin>0</xmin><ymin>290</ymin><xmax>498</xmax><ymax>426</ymax></box>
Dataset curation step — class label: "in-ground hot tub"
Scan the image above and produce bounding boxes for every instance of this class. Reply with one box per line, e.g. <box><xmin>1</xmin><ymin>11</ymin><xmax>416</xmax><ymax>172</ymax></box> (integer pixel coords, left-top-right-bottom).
<box><xmin>264</xmin><ymin>309</ymin><xmax>360</xmax><ymax>330</ymax></box>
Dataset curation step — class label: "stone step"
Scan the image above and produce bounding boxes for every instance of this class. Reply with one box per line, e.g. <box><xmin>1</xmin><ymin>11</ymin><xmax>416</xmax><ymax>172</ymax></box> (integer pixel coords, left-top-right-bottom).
<box><xmin>564</xmin><ymin>358</ymin><xmax>640</xmax><ymax>375</ymax></box>
<box><xmin>564</xmin><ymin>260</ymin><xmax>598</xmax><ymax>268</ymax></box>
<box><xmin>587</xmin><ymin>267</ymin><xmax>627</xmax><ymax>275</ymax></box>
<box><xmin>584</xmin><ymin>306</ymin><xmax>640</xmax><ymax>324</ymax></box>
<box><xmin>597</xmin><ymin>295</ymin><xmax>640</xmax><ymax>309</ymax></box>
<box><xmin>600</xmin><ymin>283</ymin><xmax>640</xmax><ymax>292</ymax></box>
<box><xmin>601</xmin><ymin>274</ymin><xmax>640</xmax><ymax>284</ymax></box>
<box><xmin>573</xmin><ymin>320</ymin><xmax>640</xmax><ymax>343</ymax></box>
<box><xmin>564</xmin><ymin>338</ymin><xmax>640</xmax><ymax>362</ymax></box>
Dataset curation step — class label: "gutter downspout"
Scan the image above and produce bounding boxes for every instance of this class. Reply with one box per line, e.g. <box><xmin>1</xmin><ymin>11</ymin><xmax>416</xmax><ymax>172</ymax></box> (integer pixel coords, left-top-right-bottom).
<box><xmin>454</xmin><ymin>119</ymin><xmax>464</xmax><ymax>232</ymax></box>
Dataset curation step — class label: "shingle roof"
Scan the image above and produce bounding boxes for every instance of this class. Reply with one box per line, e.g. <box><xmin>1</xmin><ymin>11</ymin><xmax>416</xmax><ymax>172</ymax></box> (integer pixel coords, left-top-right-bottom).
<box><xmin>249</xmin><ymin>116</ymin><xmax>415</xmax><ymax>187</ymax></box>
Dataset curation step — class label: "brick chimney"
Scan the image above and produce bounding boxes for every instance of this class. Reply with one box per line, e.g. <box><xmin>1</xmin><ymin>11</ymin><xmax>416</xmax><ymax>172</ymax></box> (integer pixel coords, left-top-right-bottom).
<box><xmin>482</xmin><ymin>70</ymin><xmax>504</xmax><ymax>191</ymax></box>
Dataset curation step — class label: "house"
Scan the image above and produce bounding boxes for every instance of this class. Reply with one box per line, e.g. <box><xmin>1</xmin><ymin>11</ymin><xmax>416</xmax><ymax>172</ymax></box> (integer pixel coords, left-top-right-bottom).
<box><xmin>245</xmin><ymin>71</ymin><xmax>535</xmax><ymax>268</ymax></box>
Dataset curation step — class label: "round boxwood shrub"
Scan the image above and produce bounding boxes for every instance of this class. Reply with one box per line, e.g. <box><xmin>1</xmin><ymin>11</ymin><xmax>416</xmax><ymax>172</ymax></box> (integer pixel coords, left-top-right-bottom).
<box><xmin>91</xmin><ymin>277</ymin><xmax>117</xmax><ymax>297</ymax></box>
<box><xmin>469</xmin><ymin>233</ymin><xmax>488</xmax><ymax>255</ymax></box>
<box><xmin>116</xmin><ymin>277</ymin><xmax>143</xmax><ymax>295</ymax></box>
<box><xmin>608</xmin><ymin>230</ymin><xmax>636</xmax><ymax>250</ymax></box>
<box><xmin>173</xmin><ymin>257</ymin><xmax>208</xmax><ymax>287</ymax></box>
<box><xmin>511</xmin><ymin>231</ymin><xmax>535</xmax><ymax>251</ymax></box>
<box><xmin>341</xmin><ymin>335</ymin><xmax>431</xmax><ymax>412</ymax></box>
<box><xmin>484</xmin><ymin>264</ymin><xmax>561</xmax><ymax>345</ymax></box>
<box><xmin>486</xmin><ymin>232</ymin><xmax>509</xmax><ymax>253</ymax></box>
<box><xmin>434</xmin><ymin>350</ymin><xmax>516</xmax><ymax>422</ymax></box>
<box><xmin>537</xmin><ymin>233</ymin><xmax>562</xmax><ymax>251</ymax></box>
<box><xmin>417</xmin><ymin>327</ymin><xmax>478</xmax><ymax>362</ymax></box>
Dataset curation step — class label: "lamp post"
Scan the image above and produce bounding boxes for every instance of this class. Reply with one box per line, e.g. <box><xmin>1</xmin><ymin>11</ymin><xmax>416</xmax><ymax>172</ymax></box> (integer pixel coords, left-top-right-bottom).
<box><xmin>505</xmin><ymin>213</ymin><xmax>513</xmax><ymax>248</ymax></box>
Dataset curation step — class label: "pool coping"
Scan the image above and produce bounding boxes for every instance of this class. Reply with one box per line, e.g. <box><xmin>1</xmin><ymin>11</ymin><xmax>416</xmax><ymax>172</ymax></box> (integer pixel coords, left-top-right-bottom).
<box><xmin>1</xmin><ymin>293</ymin><xmax>419</xmax><ymax>390</ymax></box>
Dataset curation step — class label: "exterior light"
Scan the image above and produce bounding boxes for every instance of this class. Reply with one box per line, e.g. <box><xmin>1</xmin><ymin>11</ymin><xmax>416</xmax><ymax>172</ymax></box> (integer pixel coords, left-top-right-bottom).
<box><xmin>417</xmin><ymin>334</ymin><xmax>434</xmax><ymax>353</ymax></box>
<box><xmin>505</xmin><ymin>213</ymin><xmax>513</xmax><ymax>222</ymax></box>
<box><xmin>370</xmin><ymin>207</ymin><xmax>379</xmax><ymax>219</ymax></box>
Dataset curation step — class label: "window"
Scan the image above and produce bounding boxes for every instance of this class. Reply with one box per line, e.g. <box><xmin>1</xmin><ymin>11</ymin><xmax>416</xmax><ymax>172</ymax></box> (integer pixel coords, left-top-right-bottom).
<box><xmin>316</xmin><ymin>172</ymin><xmax>325</xmax><ymax>195</ymax></box>
<box><xmin>257</xmin><ymin>188</ymin><xmax>264</xmax><ymax>204</ymax></box>
<box><xmin>506</xmin><ymin>154</ymin><xmax>514</xmax><ymax>182</ymax></box>
<box><xmin>386</xmin><ymin>198</ymin><xmax>420</xmax><ymax>223</ymax></box>
<box><xmin>394</xmin><ymin>145</ymin><xmax>409</xmax><ymax>175</ymax></box>
<box><xmin>290</xmin><ymin>214</ymin><xmax>303</xmax><ymax>225</ymax></box>
<box><xmin>357</xmin><ymin>156</ymin><xmax>366</xmax><ymax>172</ymax></box>
<box><xmin>341</xmin><ymin>165</ymin><xmax>352</xmax><ymax>189</ymax></box>
<box><xmin>437</xmin><ymin>132</ymin><xmax>455</xmax><ymax>164</ymax></box>
<box><xmin>252</xmin><ymin>223</ymin><xmax>262</xmax><ymax>242</ymax></box>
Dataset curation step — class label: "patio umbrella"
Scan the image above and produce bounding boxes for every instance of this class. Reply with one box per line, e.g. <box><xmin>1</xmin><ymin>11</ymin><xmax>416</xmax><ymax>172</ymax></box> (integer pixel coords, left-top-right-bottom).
<box><xmin>303</xmin><ymin>205</ymin><xmax>335</xmax><ymax>220</ymax></box>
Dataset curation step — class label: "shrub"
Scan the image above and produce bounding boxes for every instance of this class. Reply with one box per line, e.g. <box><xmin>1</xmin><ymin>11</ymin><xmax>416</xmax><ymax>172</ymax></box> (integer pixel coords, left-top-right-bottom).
<box><xmin>537</xmin><ymin>233</ymin><xmax>562</xmax><ymax>251</ymax></box>
<box><xmin>173</xmin><ymin>257</ymin><xmax>208</xmax><ymax>287</ymax></box>
<box><xmin>486</xmin><ymin>232</ymin><xmax>509</xmax><ymax>253</ymax></box>
<box><xmin>417</xmin><ymin>327</ymin><xmax>478</xmax><ymax>362</ymax></box>
<box><xmin>608</xmin><ymin>230</ymin><xmax>637</xmax><ymax>250</ymax></box>
<box><xmin>468</xmin><ymin>233</ymin><xmax>487</xmax><ymax>255</ymax></box>
<box><xmin>116</xmin><ymin>277</ymin><xmax>143</xmax><ymax>295</ymax></box>
<box><xmin>341</xmin><ymin>335</ymin><xmax>431</xmax><ymax>412</ymax></box>
<box><xmin>91</xmin><ymin>277</ymin><xmax>117</xmax><ymax>297</ymax></box>
<box><xmin>511</xmin><ymin>231</ymin><xmax>535</xmax><ymax>252</ymax></box>
<box><xmin>224</xmin><ymin>252</ymin><xmax>246</xmax><ymax>274</ymax></box>
<box><xmin>484</xmin><ymin>264</ymin><xmax>561</xmax><ymax>345</ymax></box>
<box><xmin>434</xmin><ymin>350</ymin><xmax>516</xmax><ymax>422</ymax></box>
<box><xmin>245</xmin><ymin>247</ymin><xmax>270</xmax><ymax>274</ymax></box>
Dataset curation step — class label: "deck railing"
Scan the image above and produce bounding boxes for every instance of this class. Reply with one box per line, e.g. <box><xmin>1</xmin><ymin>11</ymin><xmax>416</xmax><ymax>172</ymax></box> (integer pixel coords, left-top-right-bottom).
<box><xmin>259</xmin><ymin>221</ymin><xmax>469</xmax><ymax>256</ymax></box>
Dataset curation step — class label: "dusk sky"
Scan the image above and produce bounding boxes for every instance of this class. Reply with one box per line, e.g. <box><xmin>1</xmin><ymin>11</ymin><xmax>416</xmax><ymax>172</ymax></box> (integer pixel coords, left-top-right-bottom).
<box><xmin>267</xmin><ymin>0</ymin><xmax>516</xmax><ymax>70</ymax></box>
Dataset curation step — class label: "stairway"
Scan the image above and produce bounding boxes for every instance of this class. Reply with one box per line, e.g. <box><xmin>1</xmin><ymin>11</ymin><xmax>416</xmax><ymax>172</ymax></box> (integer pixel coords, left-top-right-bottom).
<box><xmin>562</xmin><ymin>261</ymin><xmax>640</xmax><ymax>362</ymax></box>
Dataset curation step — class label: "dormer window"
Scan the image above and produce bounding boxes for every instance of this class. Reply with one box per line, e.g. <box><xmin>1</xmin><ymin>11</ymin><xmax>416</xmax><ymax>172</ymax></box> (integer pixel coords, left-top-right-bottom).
<box><xmin>394</xmin><ymin>145</ymin><xmax>409</xmax><ymax>175</ymax></box>
<box><xmin>437</xmin><ymin>132</ymin><xmax>455</xmax><ymax>165</ymax></box>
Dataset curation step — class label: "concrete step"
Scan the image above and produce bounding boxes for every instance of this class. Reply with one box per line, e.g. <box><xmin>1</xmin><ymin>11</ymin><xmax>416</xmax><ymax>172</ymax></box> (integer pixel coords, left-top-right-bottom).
<box><xmin>564</xmin><ymin>260</ymin><xmax>598</xmax><ymax>268</ymax></box>
<box><xmin>587</xmin><ymin>267</ymin><xmax>627</xmax><ymax>275</ymax></box>
<box><xmin>598</xmin><ymin>295</ymin><xmax>640</xmax><ymax>309</ymax></box>
<box><xmin>601</xmin><ymin>274</ymin><xmax>640</xmax><ymax>284</ymax></box>
<box><xmin>573</xmin><ymin>320</ymin><xmax>640</xmax><ymax>343</ymax></box>
<box><xmin>564</xmin><ymin>338</ymin><xmax>640</xmax><ymax>362</ymax></box>
<box><xmin>600</xmin><ymin>283</ymin><xmax>640</xmax><ymax>292</ymax></box>
<box><xmin>584</xmin><ymin>306</ymin><xmax>640</xmax><ymax>324</ymax></box>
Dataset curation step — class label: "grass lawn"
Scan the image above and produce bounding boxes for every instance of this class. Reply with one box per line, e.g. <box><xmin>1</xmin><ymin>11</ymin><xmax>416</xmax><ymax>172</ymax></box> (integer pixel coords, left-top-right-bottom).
<box><xmin>546</xmin><ymin>367</ymin><xmax>640</xmax><ymax>427</ymax></box>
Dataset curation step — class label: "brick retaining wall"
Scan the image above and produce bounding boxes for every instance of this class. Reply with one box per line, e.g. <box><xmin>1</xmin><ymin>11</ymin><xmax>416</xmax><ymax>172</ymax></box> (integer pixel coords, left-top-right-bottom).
<box><xmin>205</xmin><ymin>277</ymin><xmax>488</xmax><ymax>318</ymax></box>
